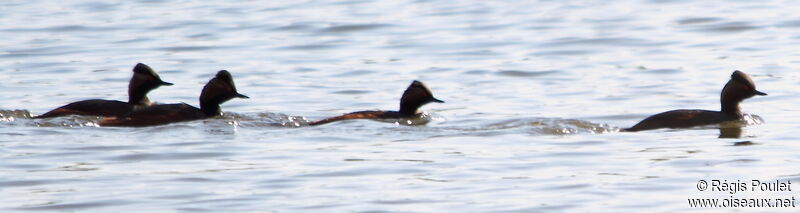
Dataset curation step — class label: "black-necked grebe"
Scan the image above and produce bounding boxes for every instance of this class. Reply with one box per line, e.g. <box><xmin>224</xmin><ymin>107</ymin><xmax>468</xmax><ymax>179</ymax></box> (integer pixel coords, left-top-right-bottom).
<box><xmin>308</xmin><ymin>80</ymin><xmax>444</xmax><ymax>126</ymax></box>
<box><xmin>34</xmin><ymin>63</ymin><xmax>173</xmax><ymax>118</ymax></box>
<box><xmin>624</xmin><ymin>70</ymin><xmax>766</xmax><ymax>131</ymax></box>
<box><xmin>99</xmin><ymin>70</ymin><xmax>248</xmax><ymax>127</ymax></box>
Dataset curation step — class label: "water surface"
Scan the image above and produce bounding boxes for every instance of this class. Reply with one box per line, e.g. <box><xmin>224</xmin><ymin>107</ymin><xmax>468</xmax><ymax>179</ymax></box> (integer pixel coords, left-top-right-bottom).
<box><xmin>2</xmin><ymin>0</ymin><xmax>800</xmax><ymax>212</ymax></box>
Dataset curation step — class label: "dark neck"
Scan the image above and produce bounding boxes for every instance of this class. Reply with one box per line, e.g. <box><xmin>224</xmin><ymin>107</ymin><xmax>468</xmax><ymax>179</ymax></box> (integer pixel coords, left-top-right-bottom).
<box><xmin>720</xmin><ymin>98</ymin><xmax>742</xmax><ymax>117</ymax></box>
<box><xmin>128</xmin><ymin>90</ymin><xmax>151</xmax><ymax>105</ymax></box>
<box><xmin>200</xmin><ymin>102</ymin><xmax>221</xmax><ymax>117</ymax></box>
<box><xmin>719</xmin><ymin>81</ymin><xmax>748</xmax><ymax>118</ymax></box>
<box><xmin>399</xmin><ymin>103</ymin><xmax>419</xmax><ymax>116</ymax></box>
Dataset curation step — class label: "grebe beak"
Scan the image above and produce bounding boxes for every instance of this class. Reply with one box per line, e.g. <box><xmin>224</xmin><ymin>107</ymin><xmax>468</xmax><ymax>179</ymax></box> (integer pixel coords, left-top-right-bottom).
<box><xmin>235</xmin><ymin>93</ymin><xmax>250</xmax><ymax>99</ymax></box>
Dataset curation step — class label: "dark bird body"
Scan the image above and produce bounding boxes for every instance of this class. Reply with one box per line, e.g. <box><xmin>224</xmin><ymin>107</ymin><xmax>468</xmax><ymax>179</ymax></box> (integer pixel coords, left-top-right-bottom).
<box><xmin>624</xmin><ymin>71</ymin><xmax>766</xmax><ymax>131</ymax></box>
<box><xmin>100</xmin><ymin>70</ymin><xmax>248</xmax><ymax>127</ymax></box>
<box><xmin>34</xmin><ymin>63</ymin><xmax>173</xmax><ymax>118</ymax></box>
<box><xmin>308</xmin><ymin>80</ymin><xmax>444</xmax><ymax>126</ymax></box>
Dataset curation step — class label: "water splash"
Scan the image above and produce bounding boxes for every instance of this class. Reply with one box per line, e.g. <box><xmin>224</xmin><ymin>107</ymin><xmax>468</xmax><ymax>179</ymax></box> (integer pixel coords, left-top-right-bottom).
<box><xmin>374</xmin><ymin>111</ymin><xmax>437</xmax><ymax>126</ymax></box>
<box><xmin>228</xmin><ymin>112</ymin><xmax>310</xmax><ymax>128</ymax></box>
<box><xmin>441</xmin><ymin>117</ymin><xmax>617</xmax><ymax>136</ymax></box>
<box><xmin>0</xmin><ymin>109</ymin><xmax>31</xmax><ymax>122</ymax></box>
<box><xmin>33</xmin><ymin>116</ymin><xmax>101</xmax><ymax>128</ymax></box>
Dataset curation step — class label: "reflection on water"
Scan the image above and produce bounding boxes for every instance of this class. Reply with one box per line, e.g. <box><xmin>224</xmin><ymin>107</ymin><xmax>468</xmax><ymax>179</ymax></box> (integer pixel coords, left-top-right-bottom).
<box><xmin>1</xmin><ymin>0</ymin><xmax>800</xmax><ymax>212</ymax></box>
<box><xmin>2</xmin><ymin>110</ymin><xmax>614</xmax><ymax>135</ymax></box>
<box><xmin>718</xmin><ymin>127</ymin><xmax>742</xmax><ymax>139</ymax></box>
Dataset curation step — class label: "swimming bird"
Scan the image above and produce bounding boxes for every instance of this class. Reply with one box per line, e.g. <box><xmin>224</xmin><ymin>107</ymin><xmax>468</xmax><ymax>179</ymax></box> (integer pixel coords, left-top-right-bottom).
<box><xmin>99</xmin><ymin>70</ymin><xmax>248</xmax><ymax>127</ymax></box>
<box><xmin>308</xmin><ymin>80</ymin><xmax>444</xmax><ymax>126</ymax></box>
<box><xmin>34</xmin><ymin>63</ymin><xmax>173</xmax><ymax>118</ymax></box>
<box><xmin>624</xmin><ymin>70</ymin><xmax>766</xmax><ymax>131</ymax></box>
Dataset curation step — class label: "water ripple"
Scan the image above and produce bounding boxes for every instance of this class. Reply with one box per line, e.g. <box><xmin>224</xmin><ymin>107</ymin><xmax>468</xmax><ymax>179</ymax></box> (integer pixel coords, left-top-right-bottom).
<box><xmin>681</xmin><ymin>21</ymin><xmax>761</xmax><ymax>33</ymax></box>
<box><xmin>318</xmin><ymin>24</ymin><xmax>392</xmax><ymax>34</ymax></box>
<box><xmin>541</xmin><ymin>37</ymin><xmax>672</xmax><ymax>47</ymax></box>
<box><xmin>17</xmin><ymin>200</ymin><xmax>132</xmax><ymax>211</ymax></box>
<box><xmin>158</xmin><ymin>45</ymin><xmax>229</xmax><ymax>52</ymax></box>
<box><xmin>107</xmin><ymin>152</ymin><xmax>232</xmax><ymax>161</ymax></box>
<box><xmin>496</xmin><ymin>70</ymin><xmax>560</xmax><ymax>77</ymax></box>
<box><xmin>1</xmin><ymin>0</ymin><xmax>797</xmax><ymax>212</ymax></box>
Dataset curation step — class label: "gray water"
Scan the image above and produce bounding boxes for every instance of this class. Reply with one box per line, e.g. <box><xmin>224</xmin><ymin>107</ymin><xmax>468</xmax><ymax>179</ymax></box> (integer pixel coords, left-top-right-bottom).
<box><xmin>2</xmin><ymin>0</ymin><xmax>800</xmax><ymax>212</ymax></box>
